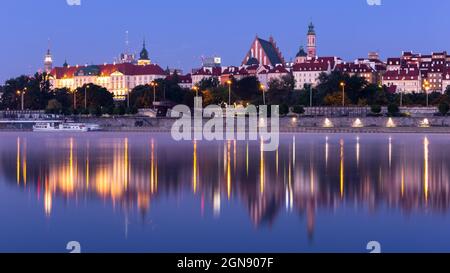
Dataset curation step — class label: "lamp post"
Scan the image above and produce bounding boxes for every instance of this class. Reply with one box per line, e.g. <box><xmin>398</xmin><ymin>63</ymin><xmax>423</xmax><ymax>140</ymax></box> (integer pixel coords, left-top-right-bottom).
<box><xmin>72</xmin><ymin>89</ymin><xmax>77</xmax><ymax>110</ymax></box>
<box><xmin>423</xmin><ymin>79</ymin><xmax>431</xmax><ymax>107</ymax></box>
<box><xmin>340</xmin><ymin>82</ymin><xmax>346</xmax><ymax>107</ymax></box>
<box><xmin>226</xmin><ymin>80</ymin><xmax>232</xmax><ymax>106</ymax></box>
<box><xmin>259</xmin><ymin>84</ymin><xmax>266</xmax><ymax>105</ymax></box>
<box><xmin>84</xmin><ymin>84</ymin><xmax>90</xmax><ymax>110</ymax></box>
<box><xmin>192</xmin><ymin>86</ymin><xmax>199</xmax><ymax>97</ymax></box>
<box><xmin>151</xmin><ymin>82</ymin><xmax>158</xmax><ymax>104</ymax></box>
<box><xmin>16</xmin><ymin>87</ymin><xmax>27</xmax><ymax>111</ymax></box>
<box><xmin>307</xmin><ymin>84</ymin><xmax>312</xmax><ymax>107</ymax></box>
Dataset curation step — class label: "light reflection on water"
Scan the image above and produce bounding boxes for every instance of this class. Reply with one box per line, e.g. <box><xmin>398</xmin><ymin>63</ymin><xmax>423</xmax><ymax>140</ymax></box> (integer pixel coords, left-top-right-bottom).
<box><xmin>1</xmin><ymin>132</ymin><xmax>450</xmax><ymax>253</ymax></box>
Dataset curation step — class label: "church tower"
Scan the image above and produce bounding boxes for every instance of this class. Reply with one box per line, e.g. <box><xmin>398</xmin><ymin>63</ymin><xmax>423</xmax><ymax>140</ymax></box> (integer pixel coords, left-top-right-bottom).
<box><xmin>138</xmin><ymin>39</ymin><xmax>151</xmax><ymax>66</ymax></box>
<box><xmin>44</xmin><ymin>48</ymin><xmax>53</xmax><ymax>73</ymax></box>
<box><xmin>307</xmin><ymin>22</ymin><xmax>317</xmax><ymax>58</ymax></box>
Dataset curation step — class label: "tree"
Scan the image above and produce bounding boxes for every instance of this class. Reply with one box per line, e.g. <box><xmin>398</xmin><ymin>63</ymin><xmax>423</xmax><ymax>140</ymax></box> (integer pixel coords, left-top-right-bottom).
<box><xmin>53</xmin><ymin>88</ymin><xmax>73</xmax><ymax>114</ymax></box>
<box><xmin>279</xmin><ymin>103</ymin><xmax>289</xmax><ymax>116</ymax></box>
<box><xmin>370</xmin><ymin>104</ymin><xmax>382</xmax><ymax>114</ymax></box>
<box><xmin>129</xmin><ymin>85</ymin><xmax>154</xmax><ymax>108</ymax></box>
<box><xmin>234</xmin><ymin>76</ymin><xmax>261</xmax><ymax>103</ymax></box>
<box><xmin>198</xmin><ymin>77</ymin><xmax>220</xmax><ymax>90</ymax></box>
<box><xmin>316</xmin><ymin>71</ymin><xmax>369</xmax><ymax>106</ymax></box>
<box><xmin>45</xmin><ymin>99</ymin><xmax>62</xmax><ymax>114</ymax></box>
<box><xmin>387</xmin><ymin>103</ymin><xmax>400</xmax><ymax>116</ymax></box>
<box><xmin>75</xmin><ymin>84</ymin><xmax>114</xmax><ymax>111</ymax></box>
<box><xmin>323</xmin><ymin>92</ymin><xmax>351</xmax><ymax>106</ymax></box>
<box><xmin>292</xmin><ymin>105</ymin><xmax>305</xmax><ymax>115</ymax></box>
<box><xmin>439</xmin><ymin>101</ymin><xmax>450</xmax><ymax>116</ymax></box>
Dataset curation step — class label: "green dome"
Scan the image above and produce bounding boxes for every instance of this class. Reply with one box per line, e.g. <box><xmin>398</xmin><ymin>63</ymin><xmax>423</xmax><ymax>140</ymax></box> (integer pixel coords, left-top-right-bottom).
<box><xmin>139</xmin><ymin>40</ymin><xmax>149</xmax><ymax>60</ymax></box>
<box><xmin>296</xmin><ymin>46</ymin><xmax>307</xmax><ymax>57</ymax></box>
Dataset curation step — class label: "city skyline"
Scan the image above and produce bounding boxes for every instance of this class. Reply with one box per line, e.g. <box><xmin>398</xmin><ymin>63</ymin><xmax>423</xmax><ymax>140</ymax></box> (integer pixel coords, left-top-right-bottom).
<box><xmin>1</xmin><ymin>0</ymin><xmax>450</xmax><ymax>83</ymax></box>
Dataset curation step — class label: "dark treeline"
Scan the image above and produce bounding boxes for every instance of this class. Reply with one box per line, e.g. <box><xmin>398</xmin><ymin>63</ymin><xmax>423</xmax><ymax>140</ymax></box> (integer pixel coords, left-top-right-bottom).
<box><xmin>1</xmin><ymin>71</ymin><xmax>449</xmax><ymax>116</ymax></box>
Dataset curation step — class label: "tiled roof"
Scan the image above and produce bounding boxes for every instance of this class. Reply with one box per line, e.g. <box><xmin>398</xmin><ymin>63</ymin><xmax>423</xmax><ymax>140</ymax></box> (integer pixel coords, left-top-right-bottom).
<box><xmin>257</xmin><ymin>38</ymin><xmax>284</xmax><ymax>66</ymax></box>
<box><xmin>292</xmin><ymin>62</ymin><xmax>329</xmax><ymax>72</ymax></box>
<box><xmin>268</xmin><ymin>65</ymin><xmax>288</xmax><ymax>74</ymax></box>
<box><xmin>51</xmin><ymin>63</ymin><xmax>166</xmax><ymax>79</ymax></box>
<box><xmin>335</xmin><ymin>63</ymin><xmax>374</xmax><ymax>73</ymax></box>
<box><xmin>166</xmin><ymin>74</ymin><xmax>192</xmax><ymax>84</ymax></box>
<box><xmin>383</xmin><ymin>68</ymin><xmax>420</xmax><ymax>80</ymax></box>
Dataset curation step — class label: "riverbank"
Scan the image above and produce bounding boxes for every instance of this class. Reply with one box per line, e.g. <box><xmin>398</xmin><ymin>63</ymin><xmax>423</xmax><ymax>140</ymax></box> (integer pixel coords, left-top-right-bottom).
<box><xmin>1</xmin><ymin>116</ymin><xmax>450</xmax><ymax>134</ymax></box>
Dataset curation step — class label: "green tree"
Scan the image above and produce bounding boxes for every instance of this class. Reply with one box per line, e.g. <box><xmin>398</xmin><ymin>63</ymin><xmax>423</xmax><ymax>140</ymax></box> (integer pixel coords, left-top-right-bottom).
<box><xmin>323</xmin><ymin>92</ymin><xmax>351</xmax><ymax>106</ymax></box>
<box><xmin>439</xmin><ymin>101</ymin><xmax>450</xmax><ymax>116</ymax></box>
<box><xmin>292</xmin><ymin>105</ymin><xmax>305</xmax><ymax>115</ymax></box>
<box><xmin>75</xmin><ymin>84</ymin><xmax>114</xmax><ymax>110</ymax></box>
<box><xmin>45</xmin><ymin>99</ymin><xmax>63</xmax><ymax>114</ymax></box>
<box><xmin>370</xmin><ymin>104</ymin><xmax>382</xmax><ymax>114</ymax></box>
<box><xmin>387</xmin><ymin>103</ymin><xmax>400</xmax><ymax>116</ymax></box>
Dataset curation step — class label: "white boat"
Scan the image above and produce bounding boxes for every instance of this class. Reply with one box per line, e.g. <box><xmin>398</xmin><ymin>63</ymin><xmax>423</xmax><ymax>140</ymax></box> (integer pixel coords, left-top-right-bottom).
<box><xmin>33</xmin><ymin>122</ymin><xmax>94</xmax><ymax>132</ymax></box>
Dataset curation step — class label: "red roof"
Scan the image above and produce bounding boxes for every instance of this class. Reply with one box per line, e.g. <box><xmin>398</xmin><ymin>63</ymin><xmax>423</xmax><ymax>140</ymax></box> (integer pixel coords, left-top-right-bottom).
<box><xmin>192</xmin><ymin>67</ymin><xmax>222</xmax><ymax>76</ymax></box>
<box><xmin>166</xmin><ymin>74</ymin><xmax>192</xmax><ymax>84</ymax></box>
<box><xmin>383</xmin><ymin>68</ymin><xmax>420</xmax><ymax>81</ymax></box>
<box><xmin>292</xmin><ymin>62</ymin><xmax>329</xmax><ymax>72</ymax></box>
<box><xmin>51</xmin><ymin>63</ymin><xmax>166</xmax><ymax>79</ymax></box>
<box><xmin>335</xmin><ymin>63</ymin><xmax>374</xmax><ymax>73</ymax></box>
<box><xmin>268</xmin><ymin>65</ymin><xmax>288</xmax><ymax>74</ymax></box>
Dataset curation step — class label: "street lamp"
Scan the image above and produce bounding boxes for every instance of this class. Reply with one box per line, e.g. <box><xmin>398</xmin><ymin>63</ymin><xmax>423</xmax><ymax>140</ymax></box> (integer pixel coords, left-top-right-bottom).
<box><xmin>192</xmin><ymin>86</ymin><xmax>199</xmax><ymax>97</ymax></box>
<box><xmin>423</xmin><ymin>79</ymin><xmax>431</xmax><ymax>107</ymax></box>
<box><xmin>84</xmin><ymin>84</ymin><xmax>90</xmax><ymax>110</ymax></box>
<box><xmin>72</xmin><ymin>89</ymin><xmax>77</xmax><ymax>110</ymax></box>
<box><xmin>307</xmin><ymin>84</ymin><xmax>313</xmax><ymax>107</ymax></box>
<box><xmin>16</xmin><ymin>87</ymin><xmax>27</xmax><ymax>111</ymax></box>
<box><xmin>259</xmin><ymin>84</ymin><xmax>266</xmax><ymax>105</ymax></box>
<box><xmin>340</xmin><ymin>82</ymin><xmax>346</xmax><ymax>107</ymax></box>
<box><xmin>226</xmin><ymin>80</ymin><xmax>232</xmax><ymax>106</ymax></box>
<box><xmin>151</xmin><ymin>81</ymin><xmax>158</xmax><ymax>104</ymax></box>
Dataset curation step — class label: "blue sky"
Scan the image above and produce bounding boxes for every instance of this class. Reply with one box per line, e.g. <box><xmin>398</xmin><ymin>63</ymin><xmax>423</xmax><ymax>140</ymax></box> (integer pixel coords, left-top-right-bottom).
<box><xmin>1</xmin><ymin>0</ymin><xmax>449</xmax><ymax>82</ymax></box>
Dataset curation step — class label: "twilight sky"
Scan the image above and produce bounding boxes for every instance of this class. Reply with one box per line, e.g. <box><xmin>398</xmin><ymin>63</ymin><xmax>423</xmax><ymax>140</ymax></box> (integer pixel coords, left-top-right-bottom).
<box><xmin>1</xmin><ymin>0</ymin><xmax>449</xmax><ymax>83</ymax></box>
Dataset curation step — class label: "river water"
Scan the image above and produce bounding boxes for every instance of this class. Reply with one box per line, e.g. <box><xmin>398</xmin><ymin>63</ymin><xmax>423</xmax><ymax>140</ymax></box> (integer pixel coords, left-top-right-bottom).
<box><xmin>0</xmin><ymin>132</ymin><xmax>449</xmax><ymax>253</ymax></box>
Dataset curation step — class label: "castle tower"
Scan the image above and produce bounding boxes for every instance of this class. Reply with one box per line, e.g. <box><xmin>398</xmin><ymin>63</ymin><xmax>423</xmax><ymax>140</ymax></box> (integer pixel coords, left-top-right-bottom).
<box><xmin>307</xmin><ymin>22</ymin><xmax>317</xmax><ymax>58</ymax></box>
<box><xmin>138</xmin><ymin>39</ymin><xmax>151</xmax><ymax>66</ymax></box>
<box><xmin>44</xmin><ymin>48</ymin><xmax>53</xmax><ymax>73</ymax></box>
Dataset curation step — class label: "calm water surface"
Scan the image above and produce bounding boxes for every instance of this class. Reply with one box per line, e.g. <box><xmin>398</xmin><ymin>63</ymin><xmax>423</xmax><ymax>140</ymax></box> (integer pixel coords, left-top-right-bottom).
<box><xmin>0</xmin><ymin>132</ymin><xmax>450</xmax><ymax>253</ymax></box>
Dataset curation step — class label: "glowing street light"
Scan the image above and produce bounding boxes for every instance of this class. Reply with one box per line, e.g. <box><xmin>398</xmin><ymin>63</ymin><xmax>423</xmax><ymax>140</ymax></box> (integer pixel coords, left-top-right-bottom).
<box><xmin>16</xmin><ymin>87</ymin><xmax>27</xmax><ymax>111</ymax></box>
<box><xmin>226</xmin><ymin>80</ymin><xmax>232</xmax><ymax>106</ymax></box>
<box><xmin>423</xmin><ymin>79</ymin><xmax>431</xmax><ymax>107</ymax></box>
<box><xmin>340</xmin><ymin>82</ymin><xmax>346</xmax><ymax>107</ymax></box>
<box><xmin>259</xmin><ymin>84</ymin><xmax>266</xmax><ymax>105</ymax></box>
<box><xmin>151</xmin><ymin>81</ymin><xmax>158</xmax><ymax>104</ymax></box>
<box><xmin>192</xmin><ymin>86</ymin><xmax>199</xmax><ymax>97</ymax></box>
<box><xmin>84</xmin><ymin>84</ymin><xmax>90</xmax><ymax>110</ymax></box>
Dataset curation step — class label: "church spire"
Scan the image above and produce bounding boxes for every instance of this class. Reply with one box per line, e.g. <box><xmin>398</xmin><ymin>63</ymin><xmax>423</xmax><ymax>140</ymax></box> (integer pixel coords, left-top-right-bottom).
<box><xmin>44</xmin><ymin>40</ymin><xmax>53</xmax><ymax>73</ymax></box>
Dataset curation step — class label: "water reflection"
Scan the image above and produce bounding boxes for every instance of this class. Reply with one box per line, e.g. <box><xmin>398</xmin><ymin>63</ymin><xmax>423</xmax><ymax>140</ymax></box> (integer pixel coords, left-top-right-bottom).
<box><xmin>4</xmin><ymin>133</ymin><xmax>450</xmax><ymax>250</ymax></box>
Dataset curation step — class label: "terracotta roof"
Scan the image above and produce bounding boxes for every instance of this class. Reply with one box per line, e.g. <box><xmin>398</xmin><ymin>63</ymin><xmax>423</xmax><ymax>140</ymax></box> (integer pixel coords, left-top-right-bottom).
<box><xmin>292</xmin><ymin>62</ymin><xmax>329</xmax><ymax>72</ymax></box>
<box><xmin>192</xmin><ymin>67</ymin><xmax>222</xmax><ymax>76</ymax></box>
<box><xmin>268</xmin><ymin>65</ymin><xmax>289</xmax><ymax>74</ymax></box>
<box><xmin>166</xmin><ymin>74</ymin><xmax>192</xmax><ymax>84</ymax></box>
<box><xmin>50</xmin><ymin>63</ymin><xmax>166</xmax><ymax>79</ymax></box>
<box><xmin>383</xmin><ymin>68</ymin><xmax>420</xmax><ymax>81</ymax></box>
<box><xmin>335</xmin><ymin>63</ymin><xmax>374</xmax><ymax>73</ymax></box>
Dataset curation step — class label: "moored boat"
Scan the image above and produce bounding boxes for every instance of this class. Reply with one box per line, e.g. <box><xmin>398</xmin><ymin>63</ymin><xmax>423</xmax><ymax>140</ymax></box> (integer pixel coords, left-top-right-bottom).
<box><xmin>33</xmin><ymin>122</ymin><xmax>98</xmax><ymax>132</ymax></box>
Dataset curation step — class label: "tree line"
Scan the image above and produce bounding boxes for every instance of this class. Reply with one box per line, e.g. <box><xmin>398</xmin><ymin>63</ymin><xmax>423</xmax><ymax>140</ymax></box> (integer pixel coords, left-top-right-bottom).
<box><xmin>1</xmin><ymin>71</ymin><xmax>449</xmax><ymax>116</ymax></box>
